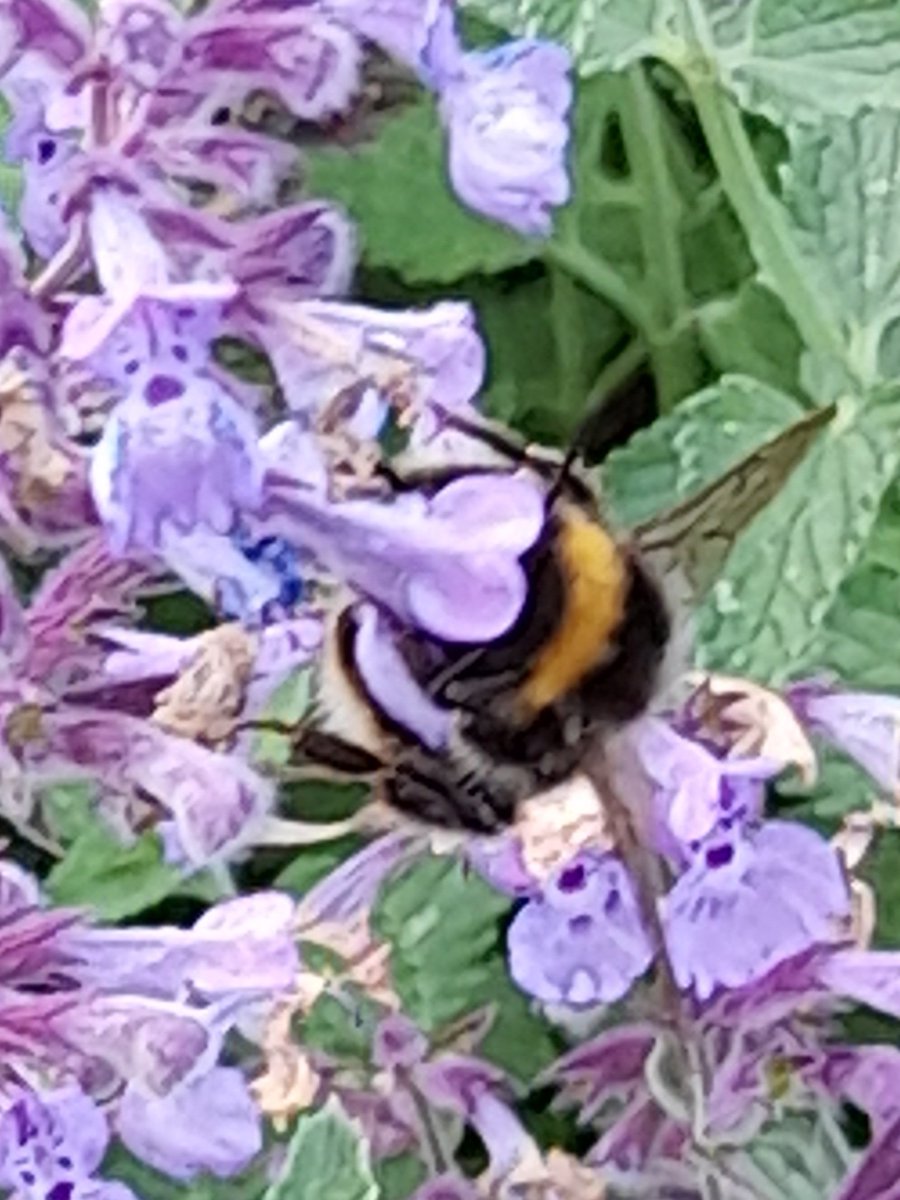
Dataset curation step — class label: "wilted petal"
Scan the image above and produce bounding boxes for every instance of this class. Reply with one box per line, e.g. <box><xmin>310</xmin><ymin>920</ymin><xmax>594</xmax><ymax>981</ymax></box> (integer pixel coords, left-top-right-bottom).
<box><xmin>661</xmin><ymin>820</ymin><xmax>850</xmax><ymax>1001</ymax></box>
<box><xmin>0</xmin><ymin>353</ymin><xmax>94</xmax><ymax>557</ymax></box>
<box><xmin>262</xmin><ymin>472</ymin><xmax>544</xmax><ymax>642</ymax></box>
<box><xmin>117</xmin><ymin>1067</ymin><xmax>262</xmax><ymax>1180</ymax></box>
<box><xmin>429</xmin><ymin>33</ymin><xmax>572</xmax><ymax>236</ymax></box>
<box><xmin>791</xmin><ymin>683</ymin><xmax>900</xmax><ymax>798</ymax></box>
<box><xmin>508</xmin><ymin>852</ymin><xmax>653</xmax><ymax>1009</ymax></box>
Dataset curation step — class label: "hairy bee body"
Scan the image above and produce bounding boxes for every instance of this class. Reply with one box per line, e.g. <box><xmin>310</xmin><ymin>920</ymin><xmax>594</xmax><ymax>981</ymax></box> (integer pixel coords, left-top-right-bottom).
<box><xmin>289</xmin><ymin>400</ymin><xmax>834</xmax><ymax>833</ymax></box>
<box><xmin>321</xmin><ymin>474</ymin><xmax>671</xmax><ymax>833</ymax></box>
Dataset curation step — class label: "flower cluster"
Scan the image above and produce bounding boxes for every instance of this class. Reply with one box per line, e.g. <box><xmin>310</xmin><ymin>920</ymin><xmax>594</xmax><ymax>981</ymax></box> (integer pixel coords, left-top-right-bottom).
<box><xmin>3</xmin><ymin>0</ymin><xmax>900</xmax><ymax>1195</ymax></box>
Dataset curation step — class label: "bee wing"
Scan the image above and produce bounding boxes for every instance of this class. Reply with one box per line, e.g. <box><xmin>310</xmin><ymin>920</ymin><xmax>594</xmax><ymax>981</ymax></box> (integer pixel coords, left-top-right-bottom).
<box><xmin>632</xmin><ymin>402</ymin><xmax>836</xmax><ymax>613</ymax></box>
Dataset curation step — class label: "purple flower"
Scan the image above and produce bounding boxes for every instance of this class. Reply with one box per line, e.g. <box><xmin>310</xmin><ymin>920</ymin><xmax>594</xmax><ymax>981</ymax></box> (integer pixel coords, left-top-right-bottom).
<box><xmin>0</xmin><ymin>1088</ymin><xmax>135</xmax><ymax>1200</ymax></box>
<box><xmin>261</xmin><ymin>471</ymin><xmax>545</xmax><ymax>642</ymax></box>
<box><xmin>660</xmin><ymin>819</ymin><xmax>850</xmax><ymax>1000</ymax></box>
<box><xmin>2</xmin><ymin>70</ymin><xmax>83</xmax><ymax>260</ymax></box>
<box><xmin>417</xmin><ymin>1056</ymin><xmax>544</xmax><ymax>1184</ymax></box>
<box><xmin>350</xmin><ymin>602</ymin><xmax>454</xmax><ymax>749</ymax></box>
<box><xmin>832</xmin><ymin>1113</ymin><xmax>900</xmax><ymax>1200</ymax></box>
<box><xmin>411</xmin><ymin>1178</ymin><xmax>480</xmax><ymax>1200</ymax></box>
<box><xmin>182</xmin><ymin>4</ymin><xmax>361</xmax><ymax>121</ymax></box>
<box><xmin>817</xmin><ymin>949</ymin><xmax>900</xmax><ymax>1022</ymax></box>
<box><xmin>508</xmin><ymin>852</ymin><xmax>654</xmax><ymax>1008</ymax></box>
<box><xmin>296</xmin><ymin>831</ymin><xmax>419</xmax><ymax>927</ymax></box>
<box><xmin>96</xmin><ymin>0</ymin><xmax>185</xmax><ymax>92</ymax></box>
<box><xmin>61</xmin><ymin>193</ymin><xmax>264</xmax><ymax>561</ymax></box>
<box><xmin>0</xmin><ymin>858</ymin><xmax>295</xmax><ymax>1188</ymax></box>
<box><xmin>88</xmin><ymin>373</ymin><xmax>262</xmax><ymax>554</ymax></box>
<box><xmin>547</xmin><ymin>1025</ymin><xmax>657</xmax><ymax>1123</ymax></box>
<box><xmin>790</xmin><ymin>681</ymin><xmax>900</xmax><ymax>797</ymax></box>
<box><xmin>424</xmin><ymin>18</ymin><xmax>572</xmax><ymax>236</ymax></box>
<box><xmin>116</xmin><ymin>1066</ymin><xmax>262</xmax><ymax>1180</ymax></box>
<box><xmin>630</xmin><ymin>716</ymin><xmax>781</xmax><ymax>847</ymax></box>
<box><xmin>320</xmin><ymin>0</ymin><xmax>442</xmax><ymax>72</ymax></box>
<box><xmin>2</xmin><ymin>0</ymin><xmax>89</xmax><ymax>70</ymax></box>
<box><xmin>259</xmin><ymin>299</ymin><xmax>484</xmax><ymax>440</ymax></box>
<box><xmin>0</xmin><ymin>535</ymin><xmax>272</xmax><ymax>866</ymax></box>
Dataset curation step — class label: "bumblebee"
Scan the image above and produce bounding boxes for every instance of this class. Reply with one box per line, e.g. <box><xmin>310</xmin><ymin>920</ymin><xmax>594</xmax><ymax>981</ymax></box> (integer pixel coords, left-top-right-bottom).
<box><xmin>283</xmin><ymin>402</ymin><xmax>835</xmax><ymax>835</ymax></box>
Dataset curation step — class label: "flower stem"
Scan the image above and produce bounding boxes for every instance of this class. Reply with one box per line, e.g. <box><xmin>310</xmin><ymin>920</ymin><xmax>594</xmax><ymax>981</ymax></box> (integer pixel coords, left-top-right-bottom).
<box><xmin>544</xmin><ymin>238</ymin><xmax>654</xmax><ymax>336</ymax></box>
<box><xmin>672</xmin><ymin>0</ymin><xmax>853</xmax><ymax>384</ymax></box>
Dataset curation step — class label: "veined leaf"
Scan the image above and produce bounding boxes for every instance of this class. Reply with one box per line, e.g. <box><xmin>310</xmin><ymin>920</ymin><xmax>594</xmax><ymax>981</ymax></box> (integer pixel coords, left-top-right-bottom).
<box><xmin>46</xmin><ymin>827</ymin><xmax>182</xmax><ymax>921</ymax></box>
<box><xmin>726</xmin><ymin>0</ymin><xmax>900</xmax><ymax>124</ymax></box>
<box><xmin>602</xmin><ymin>375</ymin><xmax>805</xmax><ymax>528</ymax></box>
<box><xmin>698</xmin><ymin>387</ymin><xmax>900</xmax><ymax>683</ymax></box>
<box><xmin>779</xmin><ymin>110</ymin><xmax>900</xmax><ymax>382</ymax></box>
<box><xmin>264</xmin><ymin>1105</ymin><xmax>377</xmax><ymax>1200</ymax></box>
<box><xmin>459</xmin><ymin>0</ymin><xmax>671</xmax><ymax>74</ymax></box>
<box><xmin>372</xmin><ymin>855</ymin><xmax>559</xmax><ymax>1082</ymax></box>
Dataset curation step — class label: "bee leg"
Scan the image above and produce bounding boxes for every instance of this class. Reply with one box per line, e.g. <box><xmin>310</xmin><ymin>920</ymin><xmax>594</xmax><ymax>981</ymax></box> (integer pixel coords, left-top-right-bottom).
<box><xmin>384</xmin><ymin>744</ymin><xmax>518</xmax><ymax>835</ymax></box>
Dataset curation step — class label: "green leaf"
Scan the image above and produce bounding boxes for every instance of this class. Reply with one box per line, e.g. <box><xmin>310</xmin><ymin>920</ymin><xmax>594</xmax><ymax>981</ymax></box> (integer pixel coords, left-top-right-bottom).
<box><xmin>602</xmin><ymin>375</ymin><xmax>805</xmax><ymax>528</ymax></box>
<box><xmin>301</xmin><ymin>986</ymin><xmax>384</xmax><ymax>1063</ymax></box>
<box><xmin>736</xmin><ymin>1111</ymin><xmax>853</xmax><ymax>1200</ymax></box>
<box><xmin>459</xmin><ymin>0</ymin><xmax>669</xmax><ymax>74</ymax></box>
<box><xmin>798</xmin><ymin>481</ymin><xmax>900</xmax><ymax>691</ymax></box>
<box><xmin>41</xmin><ymin>781</ymin><xmax>95</xmax><ymax>844</ymax></box>
<box><xmin>698</xmin><ymin>388</ymin><xmax>900</xmax><ymax>683</ymax></box>
<box><xmin>472</xmin><ymin>272</ymin><xmax>626</xmax><ymax>445</ymax></box>
<box><xmin>265</xmin><ymin>1104</ymin><xmax>377</xmax><ymax>1200</ymax></box>
<box><xmin>274</xmin><ymin>835</ymin><xmax>365</xmax><ymax>896</ymax></box>
<box><xmin>305</xmin><ymin>97</ymin><xmax>535</xmax><ymax>285</ymax></box>
<box><xmin>46</xmin><ymin>826</ymin><xmax>182</xmax><ymax>921</ymax></box>
<box><xmin>372</xmin><ymin>855</ymin><xmax>558</xmax><ymax>1082</ymax></box>
<box><xmin>724</xmin><ymin>0</ymin><xmax>900</xmax><ymax>124</ymax></box>
<box><xmin>372</xmin><ymin>1155</ymin><xmax>427</xmax><ymax>1200</ymax></box>
<box><xmin>0</xmin><ymin>95</ymin><xmax>22</xmax><ymax>223</ymax></box>
<box><xmin>859</xmin><ymin>831</ymin><xmax>900</xmax><ymax>949</ymax></box>
<box><xmin>778</xmin><ymin>110</ymin><xmax>900</xmax><ymax>381</ymax></box>
<box><xmin>698</xmin><ymin>281</ymin><xmax>804</xmax><ymax>396</ymax></box>
<box><xmin>252</xmin><ymin>667</ymin><xmax>314</xmax><ymax>767</ymax></box>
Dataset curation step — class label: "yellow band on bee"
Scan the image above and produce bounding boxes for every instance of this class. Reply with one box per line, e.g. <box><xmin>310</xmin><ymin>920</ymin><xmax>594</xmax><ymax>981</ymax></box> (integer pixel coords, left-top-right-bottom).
<box><xmin>519</xmin><ymin>510</ymin><xmax>627</xmax><ymax>713</ymax></box>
